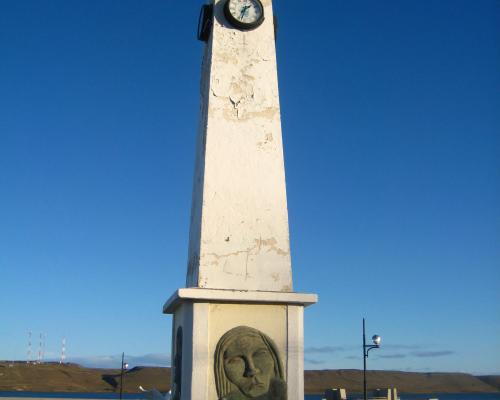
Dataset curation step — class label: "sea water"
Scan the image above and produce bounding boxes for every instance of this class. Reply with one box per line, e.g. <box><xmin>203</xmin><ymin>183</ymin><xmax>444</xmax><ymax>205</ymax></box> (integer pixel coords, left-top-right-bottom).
<box><xmin>0</xmin><ymin>393</ymin><xmax>499</xmax><ymax>400</ymax></box>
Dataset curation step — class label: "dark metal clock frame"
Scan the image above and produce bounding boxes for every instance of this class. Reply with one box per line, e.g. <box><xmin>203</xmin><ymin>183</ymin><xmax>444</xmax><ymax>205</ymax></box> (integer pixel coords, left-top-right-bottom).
<box><xmin>197</xmin><ymin>4</ymin><xmax>214</xmax><ymax>42</ymax></box>
<box><xmin>223</xmin><ymin>0</ymin><xmax>265</xmax><ymax>30</ymax></box>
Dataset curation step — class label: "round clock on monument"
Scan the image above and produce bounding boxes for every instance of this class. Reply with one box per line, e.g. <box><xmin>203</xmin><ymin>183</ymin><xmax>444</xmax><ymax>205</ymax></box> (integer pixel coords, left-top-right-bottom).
<box><xmin>224</xmin><ymin>0</ymin><xmax>265</xmax><ymax>30</ymax></box>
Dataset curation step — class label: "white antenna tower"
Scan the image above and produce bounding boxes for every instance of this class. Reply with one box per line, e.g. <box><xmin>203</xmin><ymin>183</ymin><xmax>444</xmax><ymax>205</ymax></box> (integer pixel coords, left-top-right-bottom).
<box><xmin>42</xmin><ymin>333</ymin><xmax>46</xmax><ymax>363</ymax></box>
<box><xmin>60</xmin><ymin>337</ymin><xmax>66</xmax><ymax>364</ymax></box>
<box><xmin>37</xmin><ymin>333</ymin><xmax>43</xmax><ymax>364</ymax></box>
<box><xmin>27</xmin><ymin>331</ymin><xmax>32</xmax><ymax>364</ymax></box>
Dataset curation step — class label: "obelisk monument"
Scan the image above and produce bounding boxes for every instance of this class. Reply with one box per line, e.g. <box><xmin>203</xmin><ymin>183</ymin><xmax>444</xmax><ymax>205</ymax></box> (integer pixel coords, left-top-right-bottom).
<box><xmin>163</xmin><ymin>1</ymin><xmax>317</xmax><ymax>399</ymax></box>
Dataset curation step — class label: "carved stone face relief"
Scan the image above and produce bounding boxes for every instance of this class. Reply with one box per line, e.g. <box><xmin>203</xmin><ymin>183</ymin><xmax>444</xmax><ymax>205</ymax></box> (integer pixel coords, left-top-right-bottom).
<box><xmin>215</xmin><ymin>326</ymin><xmax>286</xmax><ymax>400</ymax></box>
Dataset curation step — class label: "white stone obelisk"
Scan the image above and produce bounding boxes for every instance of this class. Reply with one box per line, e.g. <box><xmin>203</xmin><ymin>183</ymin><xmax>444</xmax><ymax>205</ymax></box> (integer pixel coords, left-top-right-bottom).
<box><xmin>163</xmin><ymin>1</ymin><xmax>317</xmax><ymax>399</ymax></box>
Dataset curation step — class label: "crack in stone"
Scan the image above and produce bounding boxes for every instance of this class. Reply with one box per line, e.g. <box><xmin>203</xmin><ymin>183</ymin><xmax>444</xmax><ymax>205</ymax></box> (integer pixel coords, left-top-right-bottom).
<box><xmin>203</xmin><ymin>237</ymin><xmax>289</xmax><ymax>276</ymax></box>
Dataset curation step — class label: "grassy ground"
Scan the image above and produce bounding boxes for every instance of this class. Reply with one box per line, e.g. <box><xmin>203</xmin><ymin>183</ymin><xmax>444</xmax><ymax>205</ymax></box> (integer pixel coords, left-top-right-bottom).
<box><xmin>0</xmin><ymin>362</ymin><xmax>498</xmax><ymax>394</ymax></box>
<box><xmin>0</xmin><ymin>363</ymin><xmax>170</xmax><ymax>393</ymax></box>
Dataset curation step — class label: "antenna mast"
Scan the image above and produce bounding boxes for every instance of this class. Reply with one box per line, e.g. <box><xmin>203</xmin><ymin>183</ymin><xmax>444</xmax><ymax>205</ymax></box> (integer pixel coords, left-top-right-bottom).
<box><xmin>42</xmin><ymin>333</ymin><xmax>46</xmax><ymax>363</ymax></box>
<box><xmin>27</xmin><ymin>331</ymin><xmax>32</xmax><ymax>364</ymax></box>
<box><xmin>37</xmin><ymin>333</ymin><xmax>46</xmax><ymax>364</ymax></box>
<box><xmin>60</xmin><ymin>337</ymin><xmax>66</xmax><ymax>364</ymax></box>
<box><xmin>37</xmin><ymin>333</ymin><xmax>42</xmax><ymax>363</ymax></box>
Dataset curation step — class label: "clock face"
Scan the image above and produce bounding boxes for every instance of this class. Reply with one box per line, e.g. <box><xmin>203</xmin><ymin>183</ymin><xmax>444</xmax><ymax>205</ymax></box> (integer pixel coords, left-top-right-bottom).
<box><xmin>224</xmin><ymin>0</ymin><xmax>265</xmax><ymax>30</ymax></box>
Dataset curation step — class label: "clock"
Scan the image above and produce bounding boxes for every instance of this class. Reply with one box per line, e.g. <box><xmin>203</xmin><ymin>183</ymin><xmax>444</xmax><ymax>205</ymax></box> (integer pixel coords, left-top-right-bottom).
<box><xmin>224</xmin><ymin>0</ymin><xmax>265</xmax><ymax>30</ymax></box>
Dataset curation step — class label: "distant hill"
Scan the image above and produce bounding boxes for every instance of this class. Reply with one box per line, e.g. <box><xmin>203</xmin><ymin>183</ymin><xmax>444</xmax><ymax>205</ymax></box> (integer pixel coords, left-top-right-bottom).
<box><xmin>0</xmin><ymin>363</ymin><xmax>171</xmax><ymax>392</ymax></box>
<box><xmin>305</xmin><ymin>369</ymin><xmax>499</xmax><ymax>394</ymax></box>
<box><xmin>0</xmin><ymin>362</ymin><xmax>498</xmax><ymax>394</ymax></box>
<box><xmin>477</xmin><ymin>376</ymin><xmax>500</xmax><ymax>391</ymax></box>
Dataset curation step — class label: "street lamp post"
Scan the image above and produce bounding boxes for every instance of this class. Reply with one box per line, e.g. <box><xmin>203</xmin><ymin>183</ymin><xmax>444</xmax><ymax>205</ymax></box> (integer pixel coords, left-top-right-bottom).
<box><xmin>363</xmin><ymin>318</ymin><xmax>381</xmax><ymax>400</ymax></box>
<box><xmin>119</xmin><ymin>352</ymin><xmax>128</xmax><ymax>400</ymax></box>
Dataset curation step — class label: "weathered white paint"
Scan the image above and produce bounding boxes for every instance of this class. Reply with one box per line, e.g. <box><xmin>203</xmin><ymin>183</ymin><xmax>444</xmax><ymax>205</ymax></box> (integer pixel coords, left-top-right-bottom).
<box><xmin>190</xmin><ymin>303</ymin><xmax>209</xmax><ymax>399</ymax></box>
<box><xmin>172</xmin><ymin>303</ymin><xmax>210</xmax><ymax>400</ymax></box>
<box><xmin>170</xmin><ymin>299</ymin><xmax>313</xmax><ymax>400</ymax></box>
<box><xmin>164</xmin><ymin>287</ymin><xmax>317</xmax><ymax>313</ymax></box>
<box><xmin>286</xmin><ymin>305</ymin><xmax>305</xmax><ymax>399</ymax></box>
<box><xmin>171</xmin><ymin>302</ymin><xmax>310</xmax><ymax>400</ymax></box>
<box><xmin>165</xmin><ymin>1</ymin><xmax>318</xmax><ymax>399</ymax></box>
<box><xmin>171</xmin><ymin>303</ymin><xmax>192</xmax><ymax>398</ymax></box>
<box><xmin>187</xmin><ymin>0</ymin><xmax>293</xmax><ymax>292</ymax></box>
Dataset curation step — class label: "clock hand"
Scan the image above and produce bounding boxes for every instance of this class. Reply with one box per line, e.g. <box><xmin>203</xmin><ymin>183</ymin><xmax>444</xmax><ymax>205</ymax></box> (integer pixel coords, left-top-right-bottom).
<box><xmin>240</xmin><ymin>5</ymin><xmax>250</xmax><ymax>19</ymax></box>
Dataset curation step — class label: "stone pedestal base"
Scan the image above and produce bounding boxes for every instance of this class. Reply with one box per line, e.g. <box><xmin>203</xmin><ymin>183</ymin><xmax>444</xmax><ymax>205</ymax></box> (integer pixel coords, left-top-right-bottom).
<box><xmin>163</xmin><ymin>288</ymin><xmax>317</xmax><ymax>400</ymax></box>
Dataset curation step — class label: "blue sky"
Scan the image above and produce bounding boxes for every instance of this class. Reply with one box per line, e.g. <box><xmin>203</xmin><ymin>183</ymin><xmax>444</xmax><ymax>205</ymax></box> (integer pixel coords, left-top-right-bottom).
<box><xmin>0</xmin><ymin>0</ymin><xmax>499</xmax><ymax>375</ymax></box>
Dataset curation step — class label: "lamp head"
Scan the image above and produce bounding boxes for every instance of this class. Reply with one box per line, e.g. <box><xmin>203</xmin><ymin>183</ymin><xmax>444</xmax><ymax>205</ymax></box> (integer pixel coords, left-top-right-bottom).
<box><xmin>123</xmin><ymin>363</ymin><xmax>129</xmax><ymax>369</ymax></box>
<box><xmin>372</xmin><ymin>335</ymin><xmax>381</xmax><ymax>346</ymax></box>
